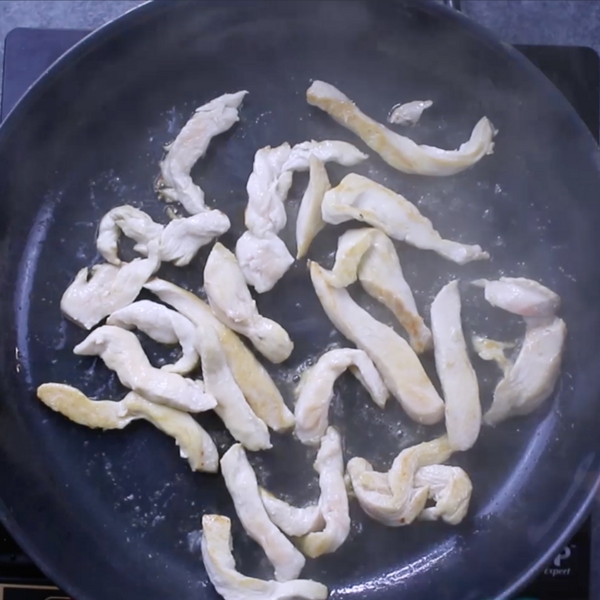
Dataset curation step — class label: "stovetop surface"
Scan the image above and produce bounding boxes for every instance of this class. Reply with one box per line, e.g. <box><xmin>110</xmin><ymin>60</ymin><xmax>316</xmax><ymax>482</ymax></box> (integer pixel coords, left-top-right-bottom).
<box><xmin>0</xmin><ymin>27</ymin><xmax>598</xmax><ymax>600</ymax></box>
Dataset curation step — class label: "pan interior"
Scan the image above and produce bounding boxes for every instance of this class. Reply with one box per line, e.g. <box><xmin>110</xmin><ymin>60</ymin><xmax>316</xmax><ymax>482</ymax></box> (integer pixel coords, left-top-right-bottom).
<box><xmin>1</xmin><ymin>2</ymin><xmax>600</xmax><ymax>600</ymax></box>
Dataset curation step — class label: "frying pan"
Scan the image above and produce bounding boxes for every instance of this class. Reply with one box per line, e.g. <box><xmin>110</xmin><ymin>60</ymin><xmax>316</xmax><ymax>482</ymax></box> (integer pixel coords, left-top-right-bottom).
<box><xmin>1</xmin><ymin>1</ymin><xmax>600</xmax><ymax>599</ymax></box>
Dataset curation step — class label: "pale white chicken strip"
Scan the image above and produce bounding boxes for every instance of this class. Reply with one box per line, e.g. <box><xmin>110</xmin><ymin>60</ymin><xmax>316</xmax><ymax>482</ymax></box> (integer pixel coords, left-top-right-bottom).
<box><xmin>329</xmin><ymin>228</ymin><xmax>432</xmax><ymax>353</ymax></box>
<box><xmin>294</xmin><ymin>348</ymin><xmax>388</xmax><ymax>445</ymax></box>
<box><xmin>205</xmin><ymin>243</ymin><xmax>293</xmax><ymax>363</ymax></box>
<box><xmin>476</xmin><ymin>277</ymin><xmax>566</xmax><ymax>424</ymax></box>
<box><xmin>474</xmin><ymin>277</ymin><xmax>560</xmax><ymax>318</ymax></box>
<box><xmin>73</xmin><ymin>326</ymin><xmax>215</xmax><ymax>413</ymax></box>
<box><xmin>472</xmin><ymin>336</ymin><xmax>513</xmax><ymax>374</ymax></box>
<box><xmin>245</xmin><ymin>143</ymin><xmax>294</xmax><ymax>237</ymax></box>
<box><xmin>388</xmin><ymin>100</ymin><xmax>433</xmax><ymax>126</ymax></box>
<box><xmin>296</xmin><ymin>156</ymin><xmax>331</xmax><ymax>259</ymax></box>
<box><xmin>158</xmin><ymin>209</ymin><xmax>231</xmax><ymax>266</ymax></box>
<box><xmin>144</xmin><ymin>279</ymin><xmax>294</xmax><ymax>430</ymax></box>
<box><xmin>159</xmin><ymin>91</ymin><xmax>248</xmax><ymax>214</ymax></box>
<box><xmin>431</xmin><ymin>281</ymin><xmax>481</xmax><ymax>451</ymax></box>
<box><xmin>282</xmin><ymin>139</ymin><xmax>367</xmax><ymax>172</ymax></box>
<box><xmin>97</xmin><ymin>205</ymin><xmax>163</xmax><ymax>265</ymax></box>
<box><xmin>36</xmin><ymin>383</ymin><xmax>218</xmax><ymax>472</ymax></box>
<box><xmin>196</xmin><ymin>322</ymin><xmax>271</xmax><ymax>451</ymax></box>
<box><xmin>310</xmin><ymin>262</ymin><xmax>443</xmax><ymax>424</ymax></box>
<box><xmin>60</xmin><ymin>250</ymin><xmax>160</xmax><ymax>330</ymax></box>
<box><xmin>107</xmin><ymin>300</ymin><xmax>199</xmax><ymax>375</ymax></box>
<box><xmin>258</xmin><ymin>490</ymin><xmax>323</xmax><ymax>538</ymax></box>
<box><xmin>201</xmin><ymin>515</ymin><xmax>328</xmax><ymax>600</ymax></box>
<box><xmin>322</xmin><ymin>174</ymin><xmax>489</xmax><ymax>265</ymax></box>
<box><xmin>298</xmin><ymin>427</ymin><xmax>350</xmax><ymax>558</ymax></box>
<box><xmin>220</xmin><ymin>444</ymin><xmax>306</xmax><ymax>582</ymax></box>
<box><xmin>307</xmin><ymin>81</ymin><xmax>495</xmax><ymax>176</ymax></box>
<box><xmin>97</xmin><ymin>205</ymin><xmax>229</xmax><ymax>267</ymax></box>
<box><xmin>347</xmin><ymin>436</ymin><xmax>452</xmax><ymax>526</ymax></box>
<box><xmin>236</xmin><ymin>231</ymin><xmax>295</xmax><ymax>294</ymax></box>
<box><xmin>484</xmin><ymin>316</ymin><xmax>566</xmax><ymax>425</ymax></box>
<box><xmin>414</xmin><ymin>464</ymin><xmax>472</xmax><ymax>524</ymax></box>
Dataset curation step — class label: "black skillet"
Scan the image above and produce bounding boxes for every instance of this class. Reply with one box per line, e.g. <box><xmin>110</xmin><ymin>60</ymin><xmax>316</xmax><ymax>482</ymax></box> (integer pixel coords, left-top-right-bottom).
<box><xmin>1</xmin><ymin>1</ymin><xmax>600</xmax><ymax>599</ymax></box>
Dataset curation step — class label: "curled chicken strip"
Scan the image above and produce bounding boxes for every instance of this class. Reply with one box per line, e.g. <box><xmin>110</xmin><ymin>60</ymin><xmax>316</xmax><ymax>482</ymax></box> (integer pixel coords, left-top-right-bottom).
<box><xmin>196</xmin><ymin>322</ymin><xmax>271</xmax><ymax>451</ymax></box>
<box><xmin>97</xmin><ymin>205</ymin><xmax>163</xmax><ymax>265</ymax></box>
<box><xmin>388</xmin><ymin>100</ymin><xmax>433</xmax><ymax>126</ymax></box>
<box><xmin>60</xmin><ymin>250</ymin><xmax>160</xmax><ymax>330</ymax></box>
<box><xmin>431</xmin><ymin>281</ymin><xmax>481</xmax><ymax>451</ymax></box>
<box><xmin>296</xmin><ymin>156</ymin><xmax>331</xmax><ymax>259</ymax></box>
<box><xmin>107</xmin><ymin>300</ymin><xmax>199</xmax><ymax>375</ymax></box>
<box><xmin>259</xmin><ymin>490</ymin><xmax>324</xmax><ymax>538</ymax></box>
<box><xmin>322</xmin><ymin>174</ymin><xmax>489</xmax><ymax>265</ymax></box>
<box><xmin>310</xmin><ymin>262</ymin><xmax>443</xmax><ymax>425</ymax></box>
<box><xmin>307</xmin><ymin>80</ymin><xmax>495</xmax><ymax>176</ymax></box>
<box><xmin>329</xmin><ymin>228</ymin><xmax>432</xmax><ymax>353</ymax></box>
<box><xmin>221</xmin><ymin>444</ymin><xmax>306</xmax><ymax>582</ymax></box>
<box><xmin>347</xmin><ymin>436</ymin><xmax>453</xmax><ymax>526</ymax></box>
<box><xmin>37</xmin><ymin>383</ymin><xmax>218</xmax><ymax>472</ymax></box>
<box><xmin>205</xmin><ymin>243</ymin><xmax>293</xmax><ymax>363</ymax></box>
<box><xmin>413</xmin><ymin>464</ymin><xmax>472</xmax><ymax>525</ymax></box>
<box><xmin>239</xmin><ymin>140</ymin><xmax>366</xmax><ymax>291</ymax></box>
<box><xmin>294</xmin><ymin>348</ymin><xmax>388</xmax><ymax>446</ymax></box>
<box><xmin>159</xmin><ymin>91</ymin><xmax>248</xmax><ymax>214</ymax></box>
<box><xmin>73</xmin><ymin>326</ymin><xmax>215</xmax><ymax>413</ymax></box>
<box><xmin>236</xmin><ymin>231</ymin><xmax>295</xmax><ymax>294</ymax></box>
<box><xmin>201</xmin><ymin>515</ymin><xmax>328</xmax><ymax>600</ymax></box>
<box><xmin>298</xmin><ymin>427</ymin><xmax>350</xmax><ymax>558</ymax></box>
<box><xmin>144</xmin><ymin>279</ymin><xmax>294</xmax><ymax>430</ymax></box>
<box><xmin>97</xmin><ymin>205</ymin><xmax>230</xmax><ymax>267</ymax></box>
<box><xmin>475</xmin><ymin>277</ymin><xmax>566</xmax><ymax>425</ymax></box>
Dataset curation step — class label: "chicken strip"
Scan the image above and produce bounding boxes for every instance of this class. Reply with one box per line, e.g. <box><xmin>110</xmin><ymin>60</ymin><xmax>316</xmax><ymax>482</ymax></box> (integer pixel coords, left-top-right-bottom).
<box><xmin>61</xmin><ymin>251</ymin><xmax>160</xmax><ymax>330</ymax></box>
<box><xmin>97</xmin><ymin>205</ymin><xmax>230</xmax><ymax>267</ymax></box>
<box><xmin>484</xmin><ymin>316</ymin><xmax>566</xmax><ymax>425</ymax></box>
<box><xmin>307</xmin><ymin>80</ymin><xmax>495</xmax><ymax>176</ymax></box>
<box><xmin>245</xmin><ymin>143</ymin><xmax>294</xmax><ymax>237</ymax></box>
<box><xmin>282</xmin><ymin>139</ymin><xmax>367</xmax><ymax>172</ymax></box>
<box><xmin>204</xmin><ymin>243</ymin><xmax>293</xmax><ymax>363</ymax></box>
<box><xmin>294</xmin><ymin>348</ymin><xmax>388</xmax><ymax>446</ymax></box>
<box><xmin>144</xmin><ymin>279</ymin><xmax>294</xmax><ymax>430</ymax></box>
<box><xmin>310</xmin><ymin>262</ymin><xmax>443</xmax><ymax>424</ymax></box>
<box><xmin>471</xmin><ymin>336</ymin><xmax>514</xmax><ymax>374</ymax></box>
<box><xmin>388</xmin><ymin>100</ymin><xmax>433</xmax><ymax>126</ymax></box>
<box><xmin>107</xmin><ymin>300</ymin><xmax>199</xmax><ymax>375</ymax></box>
<box><xmin>37</xmin><ymin>383</ymin><xmax>218</xmax><ymax>472</ymax></box>
<box><xmin>97</xmin><ymin>205</ymin><xmax>163</xmax><ymax>265</ymax></box>
<box><xmin>220</xmin><ymin>444</ymin><xmax>306</xmax><ymax>582</ymax></box>
<box><xmin>347</xmin><ymin>436</ymin><xmax>452</xmax><ymax>526</ymax></box>
<box><xmin>258</xmin><ymin>490</ymin><xmax>323</xmax><ymax>538</ymax></box>
<box><xmin>329</xmin><ymin>228</ymin><xmax>432</xmax><ymax>353</ymax></box>
<box><xmin>296</xmin><ymin>156</ymin><xmax>331</xmax><ymax>259</ymax></box>
<box><xmin>414</xmin><ymin>464</ymin><xmax>472</xmax><ymax>525</ymax></box>
<box><xmin>298</xmin><ymin>427</ymin><xmax>350</xmax><ymax>558</ymax></box>
<box><xmin>201</xmin><ymin>515</ymin><xmax>328</xmax><ymax>600</ymax></box>
<box><xmin>431</xmin><ymin>281</ymin><xmax>481</xmax><ymax>451</ymax></box>
<box><xmin>159</xmin><ymin>91</ymin><xmax>248</xmax><ymax>214</ymax></box>
<box><xmin>196</xmin><ymin>322</ymin><xmax>271</xmax><ymax>451</ymax></box>
<box><xmin>474</xmin><ymin>277</ymin><xmax>560</xmax><ymax>318</ymax></box>
<box><xmin>158</xmin><ymin>209</ymin><xmax>231</xmax><ymax>266</ymax></box>
<box><xmin>235</xmin><ymin>231</ymin><xmax>295</xmax><ymax>294</ymax></box>
<box><xmin>239</xmin><ymin>140</ymin><xmax>366</xmax><ymax>291</ymax></box>
<box><xmin>73</xmin><ymin>326</ymin><xmax>215</xmax><ymax>413</ymax></box>
<box><xmin>322</xmin><ymin>174</ymin><xmax>489</xmax><ymax>265</ymax></box>
<box><xmin>476</xmin><ymin>277</ymin><xmax>566</xmax><ymax>425</ymax></box>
